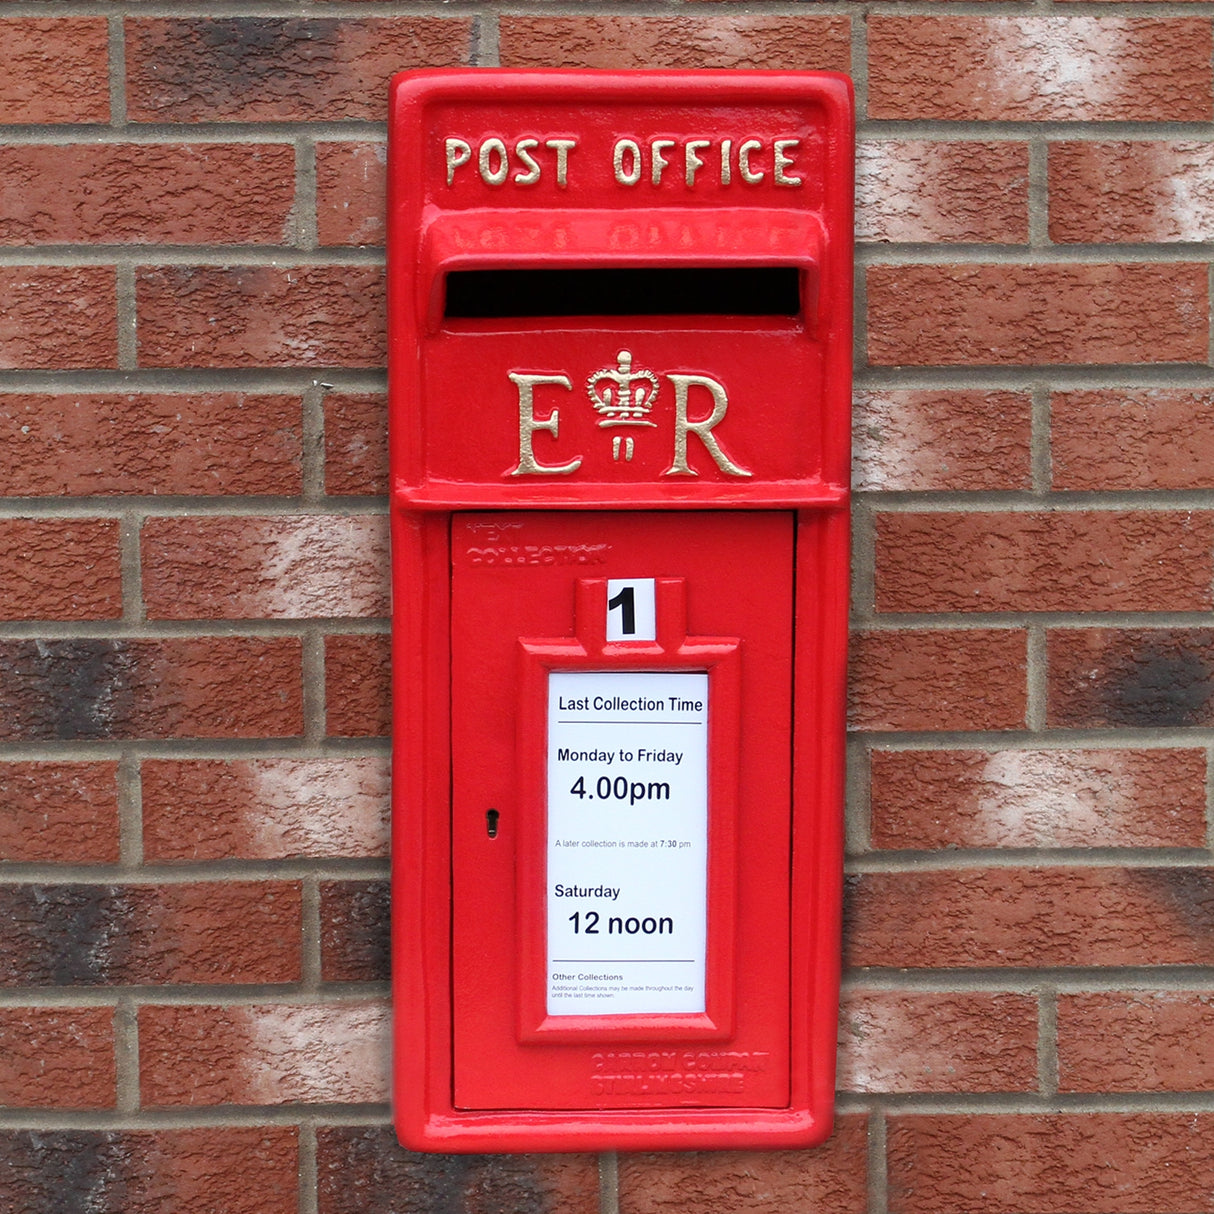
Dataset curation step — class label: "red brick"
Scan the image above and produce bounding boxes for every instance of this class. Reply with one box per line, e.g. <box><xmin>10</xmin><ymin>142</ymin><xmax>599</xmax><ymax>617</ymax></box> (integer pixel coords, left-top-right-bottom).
<box><xmin>320</xmin><ymin>880</ymin><xmax>389</xmax><ymax>982</ymax></box>
<box><xmin>140</xmin><ymin>1001</ymin><xmax>389</xmax><ymax>1105</ymax></box>
<box><xmin>0</xmin><ymin>1127</ymin><xmax>297</xmax><ymax>1214</ymax></box>
<box><xmin>867</xmin><ymin>264</ymin><xmax>1208</xmax><ymax>366</ymax></box>
<box><xmin>0</xmin><ymin>19</ymin><xmax>109</xmax><ymax>123</ymax></box>
<box><xmin>0</xmin><ymin>637</ymin><xmax>303</xmax><ymax>741</ymax></box>
<box><xmin>142</xmin><ymin>756</ymin><xmax>389</xmax><ymax>861</ymax></box>
<box><xmin>876</xmin><ymin>511</ymin><xmax>1214</xmax><ymax>613</ymax></box>
<box><xmin>0</xmin><ymin>267</ymin><xmax>116</xmax><ymax>369</ymax></box>
<box><xmin>326</xmin><ymin>634</ymin><xmax>390</xmax><ymax>737</ymax></box>
<box><xmin>126</xmin><ymin>18</ymin><xmax>470</xmax><ymax>122</ymax></box>
<box><xmin>0</xmin><ymin>1007</ymin><xmax>115</xmax><ymax>1108</ymax></box>
<box><xmin>870</xmin><ymin>748</ymin><xmax>1207</xmax><ymax>850</ymax></box>
<box><xmin>869</xmin><ymin>17</ymin><xmax>1213</xmax><ymax>122</ymax></box>
<box><xmin>0</xmin><ymin>393</ymin><xmax>301</xmax><ymax>497</ymax></box>
<box><xmin>142</xmin><ymin>515</ymin><xmax>389</xmax><ymax>620</ymax></box>
<box><xmin>888</xmin><ymin>1113</ymin><xmax>1214</xmax><ymax>1214</ymax></box>
<box><xmin>0</xmin><ymin>881</ymin><xmax>300</xmax><ymax>985</ymax></box>
<box><xmin>0</xmin><ymin>761</ymin><xmax>120</xmax><ymax>863</ymax></box>
<box><xmin>839</xmin><ymin>992</ymin><xmax>1036</xmax><ymax>1093</ymax></box>
<box><xmin>1053</xmin><ymin>390</ymin><xmax>1214</xmax><ymax>491</ymax></box>
<box><xmin>325</xmin><ymin>393</ymin><xmax>387</xmax><ymax>495</ymax></box>
<box><xmin>1049</xmin><ymin>628</ymin><xmax>1214</xmax><ymax>728</ymax></box>
<box><xmin>849</xmin><ymin>629</ymin><xmax>1027</xmax><ymax>732</ymax></box>
<box><xmin>1051</xmin><ymin>142</ymin><xmax>1214</xmax><ymax>242</ymax></box>
<box><xmin>853</xmin><ymin>390</ymin><xmax>1031</xmax><ymax>492</ymax></box>
<box><xmin>136</xmin><ymin>265</ymin><xmax>385</xmax><ymax>369</ymax></box>
<box><xmin>857</xmin><ymin>141</ymin><xmax>1029</xmax><ymax>243</ymax></box>
<box><xmin>617</xmin><ymin>1117</ymin><xmax>868</xmax><ymax>1213</ymax></box>
<box><xmin>317</xmin><ymin>1127</ymin><xmax>598</xmax><ymax>1214</ymax></box>
<box><xmin>0</xmin><ymin>519</ymin><xmax>122</xmax><ymax>620</ymax></box>
<box><xmin>316</xmin><ymin>143</ymin><xmax>386</xmax><ymax>247</ymax></box>
<box><xmin>499</xmin><ymin>15</ymin><xmax>851</xmax><ymax>71</ymax></box>
<box><xmin>847</xmin><ymin>868</ymin><xmax>1214</xmax><ymax>969</ymax></box>
<box><xmin>1060</xmin><ymin>992</ymin><xmax>1214</xmax><ymax>1092</ymax></box>
<box><xmin>0</xmin><ymin>145</ymin><xmax>294</xmax><ymax>245</ymax></box>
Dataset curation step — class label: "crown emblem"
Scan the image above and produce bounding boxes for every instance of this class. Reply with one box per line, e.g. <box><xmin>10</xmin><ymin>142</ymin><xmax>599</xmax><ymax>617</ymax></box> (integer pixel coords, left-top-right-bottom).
<box><xmin>586</xmin><ymin>350</ymin><xmax>659</xmax><ymax>428</ymax></box>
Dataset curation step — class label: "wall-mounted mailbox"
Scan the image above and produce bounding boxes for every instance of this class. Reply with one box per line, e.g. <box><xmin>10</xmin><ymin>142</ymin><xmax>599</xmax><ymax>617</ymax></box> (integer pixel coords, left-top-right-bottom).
<box><xmin>389</xmin><ymin>69</ymin><xmax>853</xmax><ymax>1152</ymax></box>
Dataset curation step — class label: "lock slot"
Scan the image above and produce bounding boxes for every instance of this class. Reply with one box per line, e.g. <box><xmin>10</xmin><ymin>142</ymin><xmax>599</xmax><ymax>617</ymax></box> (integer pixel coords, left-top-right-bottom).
<box><xmin>444</xmin><ymin>267</ymin><xmax>800</xmax><ymax>319</ymax></box>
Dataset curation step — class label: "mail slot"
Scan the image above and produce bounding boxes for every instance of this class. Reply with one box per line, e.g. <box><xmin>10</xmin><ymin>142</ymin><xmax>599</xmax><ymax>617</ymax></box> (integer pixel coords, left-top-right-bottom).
<box><xmin>388</xmin><ymin>69</ymin><xmax>853</xmax><ymax>1152</ymax></box>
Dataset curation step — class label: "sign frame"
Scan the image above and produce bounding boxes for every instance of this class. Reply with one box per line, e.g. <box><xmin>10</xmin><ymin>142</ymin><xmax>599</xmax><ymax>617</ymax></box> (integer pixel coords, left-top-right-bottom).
<box><xmin>516</xmin><ymin>578</ymin><xmax>740</xmax><ymax>1042</ymax></box>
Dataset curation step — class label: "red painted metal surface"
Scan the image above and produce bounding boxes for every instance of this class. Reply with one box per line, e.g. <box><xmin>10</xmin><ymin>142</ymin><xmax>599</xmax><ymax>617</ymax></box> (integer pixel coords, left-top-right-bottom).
<box><xmin>389</xmin><ymin>68</ymin><xmax>853</xmax><ymax>1152</ymax></box>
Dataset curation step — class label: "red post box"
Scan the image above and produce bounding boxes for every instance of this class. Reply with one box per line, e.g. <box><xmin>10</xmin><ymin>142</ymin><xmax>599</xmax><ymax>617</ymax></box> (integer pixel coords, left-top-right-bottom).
<box><xmin>388</xmin><ymin>69</ymin><xmax>853</xmax><ymax>1152</ymax></box>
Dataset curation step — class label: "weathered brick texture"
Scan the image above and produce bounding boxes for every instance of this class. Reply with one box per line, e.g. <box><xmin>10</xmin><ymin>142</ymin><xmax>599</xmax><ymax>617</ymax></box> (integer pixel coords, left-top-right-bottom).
<box><xmin>847</xmin><ymin>869</ymin><xmax>1214</xmax><ymax>969</ymax></box>
<box><xmin>136</xmin><ymin>266</ymin><xmax>387</xmax><ymax>368</ymax></box>
<box><xmin>141</xmin><ymin>515</ymin><xmax>390</xmax><ymax>619</ymax></box>
<box><xmin>1048</xmin><ymin>628</ymin><xmax>1214</xmax><ymax>728</ymax></box>
<box><xmin>868</xmin><ymin>17</ymin><xmax>1213</xmax><ymax>121</ymax></box>
<box><xmin>0</xmin><ymin>1008</ymin><xmax>116</xmax><ymax>1107</ymax></box>
<box><xmin>0</xmin><ymin>638</ymin><xmax>303</xmax><ymax>740</ymax></box>
<box><xmin>0</xmin><ymin>19</ymin><xmax>110</xmax><ymax>123</ymax></box>
<box><xmin>497</xmin><ymin>15</ymin><xmax>852</xmax><ymax>71</ymax></box>
<box><xmin>867</xmin><ymin>264</ymin><xmax>1209</xmax><ymax>365</ymax></box>
<box><xmin>870</xmin><ymin>748</ymin><xmax>1207</xmax><ymax>849</ymax></box>
<box><xmin>141</xmin><ymin>757</ymin><xmax>389</xmax><ymax>862</ymax></box>
<box><xmin>876</xmin><ymin>511</ymin><xmax>1214</xmax><ymax>613</ymax></box>
<box><xmin>0</xmin><ymin>145</ymin><xmax>296</xmax><ymax>245</ymax></box>
<box><xmin>316</xmin><ymin>144</ymin><xmax>387</xmax><ymax>247</ymax></box>
<box><xmin>321</xmin><ymin>879</ymin><xmax>391</xmax><ymax>981</ymax></box>
<box><xmin>853</xmin><ymin>390</ymin><xmax>1032</xmax><ymax>492</ymax></box>
<box><xmin>0</xmin><ymin>394</ymin><xmax>302</xmax><ymax>496</ymax></box>
<box><xmin>0</xmin><ymin>519</ymin><xmax>122</xmax><ymax>620</ymax></box>
<box><xmin>1052</xmin><ymin>390</ymin><xmax>1214</xmax><ymax>490</ymax></box>
<box><xmin>617</xmin><ymin>1120</ymin><xmax>869</xmax><ymax>1213</ymax></box>
<box><xmin>838</xmin><ymin>992</ymin><xmax>1037</xmax><ymax>1093</ymax></box>
<box><xmin>139</xmin><ymin>1001</ymin><xmax>389</xmax><ymax>1105</ymax></box>
<box><xmin>0</xmin><ymin>1128</ymin><xmax>298</xmax><ymax>1214</ymax></box>
<box><xmin>856</xmin><ymin>142</ymin><xmax>1029</xmax><ymax>244</ymax></box>
<box><xmin>1050</xmin><ymin>142</ymin><xmax>1214</xmax><ymax>242</ymax></box>
<box><xmin>887</xmin><ymin>1114</ymin><xmax>1214</xmax><ymax>1213</ymax></box>
<box><xmin>0</xmin><ymin>268</ymin><xmax>117</xmax><ymax>368</ymax></box>
<box><xmin>0</xmin><ymin>881</ymin><xmax>301</xmax><ymax>986</ymax></box>
<box><xmin>0</xmin><ymin>762</ymin><xmax>121</xmax><ymax>863</ymax></box>
<box><xmin>324</xmin><ymin>393</ymin><xmax>389</xmax><ymax>495</ymax></box>
<box><xmin>849</xmin><ymin>629</ymin><xmax>1028</xmax><ymax>731</ymax></box>
<box><xmin>325</xmin><ymin>633</ymin><xmax>391</xmax><ymax>737</ymax></box>
<box><xmin>125</xmin><ymin>18</ymin><xmax>472</xmax><ymax>121</ymax></box>
<box><xmin>315</xmin><ymin>1130</ymin><xmax>600</xmax><ymax>1214</ymax></box>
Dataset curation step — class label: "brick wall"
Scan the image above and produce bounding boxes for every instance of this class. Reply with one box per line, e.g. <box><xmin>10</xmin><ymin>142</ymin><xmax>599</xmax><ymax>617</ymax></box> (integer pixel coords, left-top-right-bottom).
<box><xmin>0</xmin><ymin>1</ymin><xmax>1211</xmax><ymax>1211</ymax></box>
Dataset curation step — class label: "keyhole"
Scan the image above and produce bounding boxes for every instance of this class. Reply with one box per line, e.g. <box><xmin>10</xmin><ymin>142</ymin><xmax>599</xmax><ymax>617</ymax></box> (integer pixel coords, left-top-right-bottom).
<box><xmin>486</xmin><ymin>808</ymin><xmax>500</xmax><ymax>838</ymax></box>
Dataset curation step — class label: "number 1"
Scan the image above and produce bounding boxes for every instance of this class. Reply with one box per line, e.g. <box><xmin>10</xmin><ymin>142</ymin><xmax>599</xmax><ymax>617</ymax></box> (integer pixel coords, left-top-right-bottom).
<box><xmin>607</xmin><ymin>585</ymin><xmax>636</xmax><ymax>635</ymax></box>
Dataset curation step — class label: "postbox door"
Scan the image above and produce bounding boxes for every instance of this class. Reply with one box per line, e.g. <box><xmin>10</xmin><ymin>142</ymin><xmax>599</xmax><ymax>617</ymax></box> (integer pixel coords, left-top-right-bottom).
<box><xmin>450</xmin><ymin>510</ymin><xmax>794</xmax><ymax>1110</ymax></box>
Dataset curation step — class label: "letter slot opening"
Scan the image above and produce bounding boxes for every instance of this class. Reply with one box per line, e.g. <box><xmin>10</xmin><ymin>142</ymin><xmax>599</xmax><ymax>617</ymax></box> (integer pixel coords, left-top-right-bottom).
<box><xmin>444</xmin><ymin>267</ymin><xmax>802</xmax><ymax>319</ymax></box>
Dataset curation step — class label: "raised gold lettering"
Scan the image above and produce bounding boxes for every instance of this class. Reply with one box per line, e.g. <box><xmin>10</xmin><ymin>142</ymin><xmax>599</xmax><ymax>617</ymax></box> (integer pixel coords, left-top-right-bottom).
<box><xmin>773</xmin><ymin>139</ymin><xmax>802</xmax><ymax>187</ymax></box>
<box><xmin>514</xmin><ymin>138</ymin><xmax>541</xmax><ymax>185</ymax></box>
<box><xmin>650</xmin><ymin>139</ymin><xmax>675</xmax><ymax>185</ymax></box>
<box><xmin>545</xmin><ymin>138</ymin><xmax>577</xmax><ymax>188</ymax></box>
<box><xmin>613</xmin><ymin>139</ymin><xmax>642</xmax><ymax>186</ymax></box>
<box><xmin>445</xmin><ymin>138</ymin><xmax>471</xmax><ymax>185</ymax></box>
<box><xmin>685</xmin><ymin>139</ymin><xmax>710</xmax><ymax>187</ymax></box>
<box><xmin>478</xmin><ymin>138</ymin><xmax>508</xmax><ymax>186</ymax></box>
<box><xmin>738</xmin><ymin>139</ymin><xmax>764</xmax><ymax>184</ymax></box>
<box><xmin>509</xmin><ymin>373</ymin><xmax>580</xmax><ymax>476</ymax></box>
<box><xmin>664</xmin><ymin>374</ymin><xmax>751</xmax><ymax>478</ymax></box>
